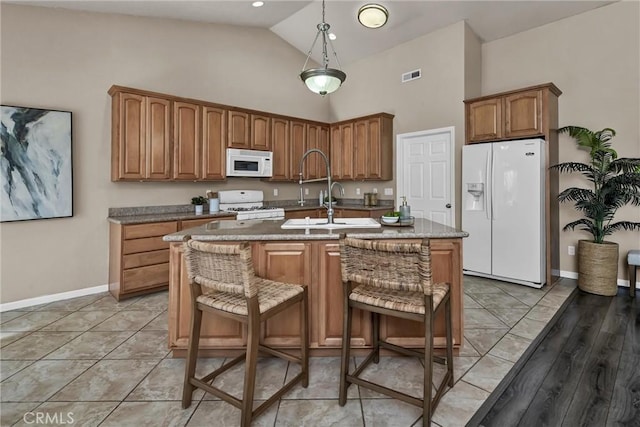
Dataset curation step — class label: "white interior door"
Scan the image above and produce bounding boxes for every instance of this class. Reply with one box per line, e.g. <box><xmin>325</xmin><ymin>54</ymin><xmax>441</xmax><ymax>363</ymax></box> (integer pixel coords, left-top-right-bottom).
<box><xmin>396</xmin><ymin>127</ymin><xmax>454</xmax><ymax>226</ymax></box>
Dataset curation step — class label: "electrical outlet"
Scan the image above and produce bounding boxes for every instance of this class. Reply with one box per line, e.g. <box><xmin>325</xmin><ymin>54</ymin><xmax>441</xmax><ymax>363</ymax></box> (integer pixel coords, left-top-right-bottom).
<box><xmin>273</xmin><ymin>188</ymin><xmax>278</xmax><ymax>196</ymax></box>
<box><xmin>356</xmin><ymin>188</ymin><xmax>361</xmax><ymax>195</ymax></box>
<box><xmin>384</xmin><ymin>188</ymin><xmax>393</xmax><ymax>196</ymax></box>
<box><xmin>568</xmin><ymin>245</ymin><xmax>575</xmax><ymax>256</ymax></box>
<box><xmin>304</xmin><ymin>188</ymin><xmax>309</xmax><ymax>195</ymax></box>
<box><xmin>373</xmin><ymin>188</ymin><xmax>378</xmax><ymax>194</ymax></box>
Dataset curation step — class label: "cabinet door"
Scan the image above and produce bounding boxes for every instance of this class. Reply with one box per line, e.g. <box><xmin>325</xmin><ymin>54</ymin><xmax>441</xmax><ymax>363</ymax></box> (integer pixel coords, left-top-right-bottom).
<box><xmin>113</xmin><ymin>93</ymin><xmax>171</xmax><ymax>181</ymax></box>
<box><xmin>317</xmin><ymin>242</ymin><xmax>372</xmax><ymax>347</ymax></box>
<box><xmin>467</xmin><ymin>98</ymin><xmax>503</xmax><ymax>143</ymax></box>
<box><xmin>306</xmin><ymin>124</ymin><xmax>330</xmax><ymax>180</ymax></box>
<box><xmin>331</xmin><ymin>123</ymin><xmax>354</xmax><ymax>180</ymax></box>
<box><xmin>366</xmin><ymin>116</ymin><xmax>386</xmax><ymax>179</ymax></box>
<box><xmin>168</xmin><ymin>244</ymin><xmax>246</xmax><ymax>350</ymax></box>
<box><xmin>289</xmin><ymin>121</ymin><xmax>307</xmax><ymax>181</ymax></box>
<box><xmin>269</xmin><ymin>118</ymin><xmax>290</xmax><ymax>181</ymax></box>
<box><xmin>201</xmin><ymin>106</ymin><xmax>226</xmax><ymax>180</ymax></box>
<box><xmin>250</xmin><ymin>113</ymin><xmax>271</xmax><ymax>151</ymax></box>
<box><xmin>504</xmin><ymin>89</ymin><xmax>543</xmax><ymax>139</ymax></box>
<box><xmin>173</xmin><ymin>101</ymin><xmax>200</xmax><ymax>180</ymax></box>
<box><xmin>254</xmin><ymin>242</ymin><xmax>312</xmax><ymax>347</ymax></box>
<box><xmin>146</xmin><ymin>97</ymin><xmax>172</xmax><ymax>180</ymax></box>
<box><xmin>353</xmin><ymin>120</ymin><xmax>368</xmax><ymax>180</ymax></box>
<box><xmin>227</xmin><ymin>110</ymin><xmax>250</xmax><ymax>149</ymax></box>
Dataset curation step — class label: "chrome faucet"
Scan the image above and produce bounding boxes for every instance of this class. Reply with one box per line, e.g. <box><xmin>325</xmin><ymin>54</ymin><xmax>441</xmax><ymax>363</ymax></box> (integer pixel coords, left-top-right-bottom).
<box><xmin>299</xmin><ymin>149</ymin><xmax>336</xmax><ymax>223</ymax></box>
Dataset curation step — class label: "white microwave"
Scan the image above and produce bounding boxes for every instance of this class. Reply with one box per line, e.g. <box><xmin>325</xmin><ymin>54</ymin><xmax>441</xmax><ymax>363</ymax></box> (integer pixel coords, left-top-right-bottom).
<box><xmin>226</xmin><ymin>148</ymin><xmax>273</xmax><ymax>177</ymax></box>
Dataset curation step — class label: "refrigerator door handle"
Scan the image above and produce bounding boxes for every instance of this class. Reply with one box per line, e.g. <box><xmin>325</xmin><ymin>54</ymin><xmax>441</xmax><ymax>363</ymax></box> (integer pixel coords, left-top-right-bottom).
<box><xmin>490</xmin><ymin>149</ymin><xmax>495</xmax><ymax>220</ymax></box>
<box><xmin>485</xmin><ymin>149</ymin><xmax>491</xmax><ymax>220</ymax></box>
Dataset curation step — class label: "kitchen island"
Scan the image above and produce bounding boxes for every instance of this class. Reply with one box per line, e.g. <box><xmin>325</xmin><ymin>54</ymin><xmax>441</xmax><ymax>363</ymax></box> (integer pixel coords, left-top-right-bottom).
<box><xmin>163</xmin><ymin>218</ymin><xmax>468</xmax><ymax>356</ymax></box>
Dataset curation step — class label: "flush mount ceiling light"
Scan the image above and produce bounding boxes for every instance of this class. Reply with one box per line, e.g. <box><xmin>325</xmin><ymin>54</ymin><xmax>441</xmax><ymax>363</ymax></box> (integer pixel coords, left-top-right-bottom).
<box><xmin>357</xmin><ymin>3</ymin><xmax>388</xmax><ymax>29</ymax></box>
<box><xmin>299</xmin><ymin>0</ymin><xmax>346</xmax><ymax>96</ymax></box>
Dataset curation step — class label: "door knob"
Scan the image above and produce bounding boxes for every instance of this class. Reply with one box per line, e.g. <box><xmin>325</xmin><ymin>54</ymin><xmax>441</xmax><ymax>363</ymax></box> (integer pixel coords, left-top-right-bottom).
<box><xmin>446</xmin><ymin>204</ymin><xmax>451</xmax><ymax>208</ymax></box>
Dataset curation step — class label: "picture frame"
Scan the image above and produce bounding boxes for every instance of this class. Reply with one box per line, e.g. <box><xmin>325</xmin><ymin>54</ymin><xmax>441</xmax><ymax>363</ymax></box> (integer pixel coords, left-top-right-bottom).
<box><xmin>1</xmin><ymin>105</ymin><xmax>73</xmax><ymax>222</ymax></box>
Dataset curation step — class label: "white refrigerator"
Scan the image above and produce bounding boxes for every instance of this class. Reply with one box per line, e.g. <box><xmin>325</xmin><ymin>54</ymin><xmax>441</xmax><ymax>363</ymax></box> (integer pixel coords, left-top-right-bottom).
<box><xmin>462</xmin><ymin>138</ymin><xmax>546</xmax><ymax>288</ymax></box>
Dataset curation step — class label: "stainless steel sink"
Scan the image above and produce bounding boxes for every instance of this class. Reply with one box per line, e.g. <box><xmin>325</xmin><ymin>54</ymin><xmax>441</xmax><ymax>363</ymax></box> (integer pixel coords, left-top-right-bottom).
<box><xmin>281</xmin><ymin>217</ymin><xmax>381</xmax><ymax>229</ymax></box>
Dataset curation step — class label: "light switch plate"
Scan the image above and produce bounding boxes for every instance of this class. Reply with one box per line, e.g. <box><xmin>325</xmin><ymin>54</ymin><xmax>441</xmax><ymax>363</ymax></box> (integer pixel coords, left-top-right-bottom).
<box><xmin>384</xmin><ymin>188</ymin><xmax>393</xmax><ymax>196</ymax></box>
<box><xmin>356</xmin><ymin>188</ymin><xmax>361</xmax><ymax>195</ymax></box>
<box><xmin>273</xmin><ymin>188</ymin><xmax>278</xmax><ymax>196</ymax></box>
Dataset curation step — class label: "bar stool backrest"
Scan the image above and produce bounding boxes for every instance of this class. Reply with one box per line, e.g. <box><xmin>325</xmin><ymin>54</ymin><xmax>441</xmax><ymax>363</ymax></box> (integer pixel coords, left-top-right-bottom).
<box><xmin>184</xmin><ymin>240</ymin><xmax>257</xmax><ymax>298</ymax></box>
<box><xmin>339</xmin><ymin>237</ymin><xmax>433</xmax><ymax>295</ymax></box>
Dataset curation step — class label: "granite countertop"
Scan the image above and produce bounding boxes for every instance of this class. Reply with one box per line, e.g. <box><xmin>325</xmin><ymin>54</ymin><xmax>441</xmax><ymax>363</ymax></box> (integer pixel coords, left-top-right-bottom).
<box><xmin>163</xmin><ymin>217</ymin><xmax>468</xmax><ymax>242</ymax></box>
<box><xmin>107</xmin><ymin>201</ymin><xmax>394</xmax><ymax>224</ymax></box>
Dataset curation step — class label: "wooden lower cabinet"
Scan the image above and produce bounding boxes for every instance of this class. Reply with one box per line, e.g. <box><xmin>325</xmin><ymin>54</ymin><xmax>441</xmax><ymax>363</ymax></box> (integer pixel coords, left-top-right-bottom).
<box><xmin>168</xmin><ymin>238</ymin><xmax>463</xmax><ymax>354</ymax></box>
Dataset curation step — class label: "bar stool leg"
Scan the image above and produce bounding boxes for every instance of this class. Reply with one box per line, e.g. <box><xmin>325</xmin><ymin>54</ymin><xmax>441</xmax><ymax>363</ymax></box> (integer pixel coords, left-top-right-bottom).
<box><xmin>241</xmin><ymin>302</ymin><xmax>260</xmax><ymax>427</ymax></box>
<box><xmin>339</xmin><ymin>283</ymin><xmax>352</xmax><ymax>406</ymax></box>
<box><xmin>372</xmin><ymin>312</ymin><xmax>380</xmax><ymax>364</ymax></box>
<box><xmin>300</xmin><ymin>288</ymin><xmax>309</xmax><ymax>387</ymax></box>
<box><xmin>630</xmin><ymin>265</ymin><xmax>637</xmax><ymax>298</ymax></box>
<box><xmin>182</xmin><ymin>284</ymin><xmax>203</xmax><ymax>409</ymax></box>
<box><xmin>423</xmin><ymin>309</ymin><xmax>434</xmax><ymax>426</ymax></box>
<box><xmin>445</xmin><ymin>297</ymin><xmax>454</xmax><ymax>387</ymax></box>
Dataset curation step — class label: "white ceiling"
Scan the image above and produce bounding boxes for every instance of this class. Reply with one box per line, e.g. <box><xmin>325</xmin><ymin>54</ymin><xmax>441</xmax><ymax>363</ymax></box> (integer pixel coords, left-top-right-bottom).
<box><xmin>9</xmin><ymin>0</ymin><xmax>614</xmax><ymax>64</ymax></box>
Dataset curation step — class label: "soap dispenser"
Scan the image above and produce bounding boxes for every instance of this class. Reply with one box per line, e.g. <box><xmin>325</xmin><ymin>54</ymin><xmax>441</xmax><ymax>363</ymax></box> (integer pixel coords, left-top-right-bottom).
<box><xmin>399</xmin><ymin>196</ymin><xmax>411</xmax><ymax>220</ymax></box>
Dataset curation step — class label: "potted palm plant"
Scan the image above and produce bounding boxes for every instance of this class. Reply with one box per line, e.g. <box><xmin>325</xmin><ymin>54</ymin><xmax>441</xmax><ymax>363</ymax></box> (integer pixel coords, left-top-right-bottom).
<box><xmin>551</xmin><ymin>126</ymin><xmax>640</xmax><ymax>295</ymax></box>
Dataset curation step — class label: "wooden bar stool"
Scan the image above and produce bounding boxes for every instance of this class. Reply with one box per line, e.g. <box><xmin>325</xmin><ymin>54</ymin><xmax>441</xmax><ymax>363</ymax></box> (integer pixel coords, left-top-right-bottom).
<box><xmin>338</xmin><ymin>236</ymin><xmax>453</xmax><ymax>426</ymax></box>
<box><xmin>182</xmin><ymin>240</ymin><xmax>309</xmax><ymax>426</ymax></box>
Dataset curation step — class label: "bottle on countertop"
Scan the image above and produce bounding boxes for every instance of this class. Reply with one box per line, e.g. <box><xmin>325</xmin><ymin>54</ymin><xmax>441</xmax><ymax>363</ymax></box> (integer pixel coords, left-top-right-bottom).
<box><xmin>399</xmin><ymin>196</ymin><xmax>411</xmax><ymax>220</ymax></box>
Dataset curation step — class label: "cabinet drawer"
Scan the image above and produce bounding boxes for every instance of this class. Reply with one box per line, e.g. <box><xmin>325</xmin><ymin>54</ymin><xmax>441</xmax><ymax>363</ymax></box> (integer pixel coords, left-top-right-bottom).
<box><xmin>123</xmin><ymin>236</ymin><xmax>170</xmax><ymax>255</ymax></box>
<box><xmin>123</xmin><ymin>263</ymin><xmax>170</xmax><ymax>292</ymax></box>
<box><xmin>123</xmin><ymin>249</ymin><xmax>170</xmax><ymax>269</ymax></box>
<box><xmin>124</xmin><ymin>221</ymin><xmax>177</xmax><ymax>239</ymax></box>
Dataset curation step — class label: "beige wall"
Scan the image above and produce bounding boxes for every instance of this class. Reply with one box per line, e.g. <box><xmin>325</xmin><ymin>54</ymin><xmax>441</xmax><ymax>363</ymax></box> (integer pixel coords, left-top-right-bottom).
<box><xmin>0</xmin><ymin>5</ymin><xmax>329</xmax><ymax>303</ymax></box>
<box><xmin>329</xmin><ymin>21</ymin><xmax>470</xmax><ymax>225</ymax></box>
<box><xmin>481</xmin><ymin>1</ymin><xmax>640</xmax><ymax>281</ymax></box>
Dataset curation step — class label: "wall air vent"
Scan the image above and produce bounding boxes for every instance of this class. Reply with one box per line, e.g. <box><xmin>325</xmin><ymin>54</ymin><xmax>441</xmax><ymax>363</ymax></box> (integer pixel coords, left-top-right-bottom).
<box><xmin>401</xmin><ymin>69</ymin><xmax>421</xmax><ymax>83</ymax></box>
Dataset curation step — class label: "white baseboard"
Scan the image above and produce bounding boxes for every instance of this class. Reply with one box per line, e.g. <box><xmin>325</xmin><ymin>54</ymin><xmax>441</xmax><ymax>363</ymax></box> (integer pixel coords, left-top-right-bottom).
<box><xmin>557</xmin><ymin>270</ymin><xmax>638</xmax><ymax>289</ymax></box>
<box><xmin>0</xmin><ymin>284</ymin><xmax>109</xmax><ymax>312</ymax></box>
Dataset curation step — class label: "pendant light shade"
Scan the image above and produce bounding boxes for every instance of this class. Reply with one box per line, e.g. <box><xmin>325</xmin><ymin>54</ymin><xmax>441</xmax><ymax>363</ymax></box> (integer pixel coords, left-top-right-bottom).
<box><xmin>300</xmin><ymin>1</ymin><xmax>346</xmax><ymax>96</ymax></box>
<box><xmin>358</xmin><ymin>4</ymin><xmax>389</xmax><ymax>29</ymax></box>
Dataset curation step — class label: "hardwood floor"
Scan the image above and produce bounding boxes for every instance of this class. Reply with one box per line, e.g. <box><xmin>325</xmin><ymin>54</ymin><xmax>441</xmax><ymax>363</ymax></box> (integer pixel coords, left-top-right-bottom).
<box><xmin>474</xmin><ymin>288</ymin><xmax>639</xmax><ymax>427</ymax></box>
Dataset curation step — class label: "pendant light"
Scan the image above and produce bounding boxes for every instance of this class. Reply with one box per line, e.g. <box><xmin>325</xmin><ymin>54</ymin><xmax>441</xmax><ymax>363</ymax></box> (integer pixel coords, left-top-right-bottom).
<box><xmin>299</xmin><ymin>0</ymin><xmax>346</xmax><ymax>96</ymax></box>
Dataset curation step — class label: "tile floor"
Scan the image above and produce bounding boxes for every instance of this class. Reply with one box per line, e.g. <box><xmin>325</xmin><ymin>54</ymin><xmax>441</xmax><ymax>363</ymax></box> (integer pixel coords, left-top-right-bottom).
<box><xmin>0</xmin><ymin>276</ymin><xmax>576</xmax><ymax>426</ymax></box>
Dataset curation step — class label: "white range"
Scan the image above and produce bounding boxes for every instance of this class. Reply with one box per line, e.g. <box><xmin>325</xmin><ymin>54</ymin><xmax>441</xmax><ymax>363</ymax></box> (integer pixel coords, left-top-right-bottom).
<box><xmin>218</xmin><ymin>190</ymin><xmax>285</xmax><ymax>220</ymax></box>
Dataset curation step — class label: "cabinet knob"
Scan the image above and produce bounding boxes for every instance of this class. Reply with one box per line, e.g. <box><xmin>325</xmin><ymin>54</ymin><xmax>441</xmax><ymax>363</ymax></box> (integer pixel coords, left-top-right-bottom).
<box><xmin>446</xmin><ymin>203</ymin><xmax>451</xmax><ymax>208</ymax></box>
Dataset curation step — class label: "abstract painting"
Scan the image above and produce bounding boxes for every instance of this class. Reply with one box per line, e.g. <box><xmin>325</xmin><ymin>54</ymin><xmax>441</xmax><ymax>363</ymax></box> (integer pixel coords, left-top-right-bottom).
<box><xmin>1</xmin><ymin>105</ymin><xmax>72</xmax><ymax>222</ymax></box>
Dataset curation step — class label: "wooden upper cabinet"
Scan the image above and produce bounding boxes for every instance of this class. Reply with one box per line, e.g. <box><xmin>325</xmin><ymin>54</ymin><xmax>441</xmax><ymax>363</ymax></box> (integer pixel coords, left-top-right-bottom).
<box><xmin>504</xmin><ymin>89</ymin><xmax>543</xmax><ymax>139</ymax></box>
<box><xmin>464</xmin><ymin>83</ymin><xmax>561</xmax><ymax>144</ymax></box>
<box><xmin>201</xmin><ymin>106</ymin><xmax>227</xmax><ymax>180</ymax></box>
<box><xmin>353</xmin><ymin>120</ymin><xmax>368</xmax><ymax>180</ymax></box>
<box><xmin>331</xmin><ymin>113</ymin><xmax>393</xmax><ymax>181</ymax></box>
<box><xmin>306</xmin><ymin>124</ymin><xmax>330</xmax><ymax>180</ymax></box>
<box><xmin>289</xmin><ymin>120</ymin><xmax>307</xmax><ymax>180</ymax></box>
<box><xmin>269</xmin><ymin>118</ymin><xmax>290</xmax><ymax>181</ymax></box>
<box><xmin>250</xmin><ymin>114</ymin><xmax>272</xmax><ymax>151</ymax></box>
<box><xmin>227</xmin><ymin>110</ymin><xmax>250</xmax><ymax>149</ymax></box>
<box><xmin>173</xmin><ymin>101</ymin><xmax>201</xmax><ymax>180</ymax></box>
<box><xmin>111</xmin><ymin>91</ymin><xmax>171</xmax><ymax>181</ymax></box>
<box><xmin>331</xmin><ymin>123</ymin><xmax>354</xmax><ymax>180</ymax></box>
<box><xmin>466</xmin><ymin>98</ymin><xmax>503</xmax><ymax>143</ymax></box>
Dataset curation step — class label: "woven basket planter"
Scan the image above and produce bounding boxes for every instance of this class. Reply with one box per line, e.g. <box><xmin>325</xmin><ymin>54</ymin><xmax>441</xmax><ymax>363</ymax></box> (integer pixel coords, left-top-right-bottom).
<box><xmin>578</xmin><ymin>240</ymin><xmax>619</xmax><ymax>296</ymax></box>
